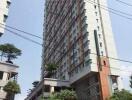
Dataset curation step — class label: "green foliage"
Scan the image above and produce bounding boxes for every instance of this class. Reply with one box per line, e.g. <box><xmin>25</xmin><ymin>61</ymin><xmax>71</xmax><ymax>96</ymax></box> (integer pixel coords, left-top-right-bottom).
<box><xmin>49</xmin><ymin>89</ymin><xmax>77</xmax><ymax>100</ymax></box>
<box><xmin>32</xmin><ymin>81</ymin><xmax>39</xmax><ymax>88</ymax></box>
<box><xmin>130</xmin><ymin>75</ymin><xmax>132</xmax><ymax>89</ymax></box>
<box><xmin>45</xmin><ymin>63</ymin><xmax>59</xmax><ymax>72</ymax></box>
<box><xmin>109</xmin><ymin>89</ymin><xmax>132</xmax><ymax>100</ymax></box>
<box><xmin>0</xmin><ymin>43</ymin><xmax>21</xmax><ymax>62</ymax></box>
<box><xmin>3</xmin><ymin>81</ymin><xmax>21</xmax><ymax>94</ymax></box>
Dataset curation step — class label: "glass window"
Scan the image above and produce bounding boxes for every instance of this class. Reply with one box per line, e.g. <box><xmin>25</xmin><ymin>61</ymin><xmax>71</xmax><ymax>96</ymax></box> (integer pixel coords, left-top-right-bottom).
<box><xmin>100</xmin><ymin>42</ymin><xmax>102</xmax><ymax>47</ymax></box>
<box><xmin>0</xmin><ymin>71</ymin><xmax>3</xmax><ymax>80</ymax></box>
<box><xmin>3</xmin><ymin>15</ymin><xmax>8</xmax><ymax>22</ymax></box>
<box><xmin>6</xmin><ymin>1</ymin><xmax>11</xmax><ymax>8</ymax></box>
<box><xmin>94</xmin><ymin>5</ymin><xmax>97</xmax><ymax>9</ymax></box>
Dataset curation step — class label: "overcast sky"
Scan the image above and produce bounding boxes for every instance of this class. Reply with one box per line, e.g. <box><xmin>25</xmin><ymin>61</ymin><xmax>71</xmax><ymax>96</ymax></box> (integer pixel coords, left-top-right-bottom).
<box><xmin>0</xmin><ymin>0</ymin><xmax>132</xmax><ymax>99</ymax></box>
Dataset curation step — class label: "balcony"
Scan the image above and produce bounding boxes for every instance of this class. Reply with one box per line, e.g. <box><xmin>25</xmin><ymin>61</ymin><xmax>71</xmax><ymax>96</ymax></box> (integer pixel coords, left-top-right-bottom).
<box><xmin>0</xmin><ymin>61</ymin><xmax>18</xmax><ymax>73</ymax></box>
<box><xmin>25</xmin><ymin>78</ymin><xmax>70</xmax><ymax>100</ymax></box>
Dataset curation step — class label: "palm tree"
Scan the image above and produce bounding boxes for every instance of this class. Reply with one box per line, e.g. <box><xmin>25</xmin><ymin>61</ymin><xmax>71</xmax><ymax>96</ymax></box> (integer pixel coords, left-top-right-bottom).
<box><xmin>3</xmin><ymin>81</ymin><xmax>21</xmax><ymax>100</ymax></box>
<box><xmin>0</xmin><ymin>43</ymin><xmax>21</xmax><ymax>63</ymax></box>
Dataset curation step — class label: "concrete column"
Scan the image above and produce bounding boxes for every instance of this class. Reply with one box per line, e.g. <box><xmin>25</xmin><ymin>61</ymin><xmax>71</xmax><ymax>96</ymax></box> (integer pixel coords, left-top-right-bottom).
<box><xmin>50</xmin><ymin>86</ymin><xmax>54</xmax><ymax>93</ymax></box>
<box><xmin>2</xmin><ymin>72</ymin><xmax>8</xmax><ymax>81</ymax></box>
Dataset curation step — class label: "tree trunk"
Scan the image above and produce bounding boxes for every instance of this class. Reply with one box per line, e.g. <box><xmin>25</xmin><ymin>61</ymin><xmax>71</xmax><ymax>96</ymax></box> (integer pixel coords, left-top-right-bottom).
<box><xmin>7</xmin><ymin>55</ymin><xmax>11</xmax><ymax>62</ymax></box>
<box><xmin>6</xmin><ymin>93</ymin><xmax>15</xmax><ymax>100</ymax></box>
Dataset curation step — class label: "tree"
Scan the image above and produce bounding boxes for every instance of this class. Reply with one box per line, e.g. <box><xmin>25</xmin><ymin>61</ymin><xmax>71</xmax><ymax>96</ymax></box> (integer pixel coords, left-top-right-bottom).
<box><xmin>109</xmin><ymin>89</ymin><xmax>132</xmax><ymax>100</ymax></box>
<box><xmin>32</xmin><ymin>81</ymin><xmax>39</xmax><ymax>88</ymax></box>
<box><xmin>49</xmin><ymin>89</ymin><xmax>77</xmax><ymax>100</ymax></box>
<box><xmin>130</xmin><ymin>75</ymin><xmax>132</xmax><ymax>89</ymax></box>
<box><xmin>45</xmin><ymin>63</ymin><xmax>59</xmax><ymax>72</ymax></box>
<box><xmin>3</xmin><ymin>81</ymin><xmax>21</xmax><ymax>100</ymax></box>
<box><xmin>0</xmin><ymin>43</ymin><xmax>21</xmax><ymax>63</ymax></box>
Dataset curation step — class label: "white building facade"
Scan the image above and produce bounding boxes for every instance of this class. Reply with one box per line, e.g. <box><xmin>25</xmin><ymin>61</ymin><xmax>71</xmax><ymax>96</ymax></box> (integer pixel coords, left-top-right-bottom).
<box><xmin>41</xmin><ymin>0</ymin><xmax>123</xmax><ymax>100</ymax></box>
<box><xmin>0</xmin><ymin>0</ymin><xmax>11</xmax><ymax>37</ymax></box>
<box><xmin>25</xmin><ymin>0</ymin><xmax>123</xmax><ymax>100</ymax></box>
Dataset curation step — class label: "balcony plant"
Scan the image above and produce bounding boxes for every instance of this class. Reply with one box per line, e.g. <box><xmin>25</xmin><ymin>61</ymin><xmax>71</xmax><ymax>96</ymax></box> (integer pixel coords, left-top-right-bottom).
<box><xmin>49</xmin><ymin>89</ymin><xmax>77</xmax><ymax>100</ymax></box>
<box><xmin>45</xmin><ymin>63</ymin><xmax>59</xmax><ymax>72</ymax></box>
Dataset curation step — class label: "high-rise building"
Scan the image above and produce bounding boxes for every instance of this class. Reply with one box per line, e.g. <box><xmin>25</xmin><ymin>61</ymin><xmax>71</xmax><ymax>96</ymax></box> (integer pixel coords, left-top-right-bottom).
<box><xmin>0</xmin><ymin>0</ymin><xmax>11</xmax><ymax>37</ymax></box>
<box><xmin>0</xmin><ymin>1</ymin><xmax>18</xmax><ymax>100</ymax></box>
<box><xmin>42</xmin><ymin>0</ymin><xmax>123</xmax><ymax>99</ymax></box>
<box><xmin>25</xmin><ymin>0</ymin><xmax>123</xmax><ymax>100</ymax></box>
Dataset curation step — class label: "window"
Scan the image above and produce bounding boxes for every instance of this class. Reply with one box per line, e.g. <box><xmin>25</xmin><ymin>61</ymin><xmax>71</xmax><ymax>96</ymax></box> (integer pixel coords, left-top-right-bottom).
<box><xmin>94</xmin><ymin>75</ymin><xmax>98</xmax><ymax>82</ymax></box>
<box><xmin>82</xmin><ymin>24</ymin><xmax>88</xmax><ymax>31</ymax></box>
<box><xmin>96</xmin><ymin>19</ymin><xmax>99</xmax><ymax>23</ymax></box>
<box><xmin>97</xmin><ymin>95</ymin><xmax>100</xmax><ymax>100</ymax></box>
<box><xmin>98</xmin><ymin>34</ymin><xmax>101</xmax><ymax>38</ymax></box>
<box><xmin>94</xmin><ymin>5</ymin><xmax>97</xmax><ymax>9</ymax></box>
<box><xmin>83</xmin><ymin>32</ymin><xmax>89</xmax><ymax>39</ymax></box>
<box><xmin>100</xmin><ymin>42</ymin><xmax>102</xmax><ymax>47</ymax></box>
<box><xmin>75</xmin><ymin>67</ymin><xmax>78</xmax><ymax>74</ymax></box>
<box><xmin>3</xmin><ymin>15</ymin><xmax>8</xmax><ymax>22</ymax></box>
<box><xmin>101</xmin><ymin>51</ymin><xmax>103</xmax><ymax>56</ymax></box>
<box><xmin>83</xmin><ymin>40</ymin><xmax>89</xmax><ymax>48</ymax></box>
<box><xmin>96</xmin><ymin>85</ymin><xmax>100</xmax><ymax>92</ymax></box>
<box><xmin>54</xmin><ymin>86</ymin><xmax>61</xmax><ymax>92</ymax></box>
<box><xmin>87</xmin><ymin>80</ymin><xmax>90</xmax><ymax>86</ymax></box>
<box><xmin>103</xmin><ymin>60</ymin><xmax>106</xmax><ymax>66</ymax></box>
<box><xmin>0</xmin><ymin>71</ymin><xmax>3</xmax><ymax>80</ymax></box>
<box><xmin>44</xmin><ymin>85</ymin><xmax>50</xmax><ymax>92</ymax></box>
<box><xmin>64</xmin><ymin>62</ymin><xmax>66</xmax><ymax>68</ymax></box>
<box><xmin>62</xmin><ymin>76</ymin><xmax>65</xmax><ymax>80</ymax></box>
<box><xmin>95</xmin><ymin>12</ymin><xmax>97</xmax><ymax>16</ymax></box>
<box><xmin>6</xmin><ymin>1</ymin><xmax>11</xmax><ymax>8</ymax></box>
<box><xmin>97</xmin><ymin>26</ymin><xmax>100</xmax><ymax>30</ymax></box>
<box><xmin>82</xmin><ymin>16</ymin><xmax>87</xmax><ymax>23</ymax></box>
<box><xmin>84</xmin><ymin>50</ymin><xmax>89</xmax><ymax>57</ymax></box>
<box><xmin>87</xmin><ymin>89</ymin><xmax>91</xmax><ymax>96</ymax></box>
<box><xmin>85</xmin><ymin>59</ymin><xmax>92</xmax><ymax>66</ymax></box>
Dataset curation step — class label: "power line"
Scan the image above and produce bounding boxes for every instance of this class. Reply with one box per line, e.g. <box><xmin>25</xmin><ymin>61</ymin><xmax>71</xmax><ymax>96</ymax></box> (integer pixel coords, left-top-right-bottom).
<box><xmin>43</xmin><ymin>0</ymin><xmax>132</xmax><ymax>43</ymax></box>
<box><xmin>42</xmin><ymin>1</ymin><xmax>132</xmax><ymax>64</ymax></box>
<box><xmin>0</xmin><ymin>23</ymin><xmax>43</xmax><ymax>39</ymax></box>
<box><xmin>0</xmin><ymin>0</ymin><xmax>131</xmax><ymax>42</ymax></box>
<box><xmin>79</xmin><ymin>61</ymin><xmax>132</xmax><ymax>74</ymax></box>
<box><xmin>0</xmin><ymin>1</ymin><xmax>131</xmax><ymax>64</ymax></box>
<box><xmin>44</xmin><ymin>0</ymin><xmax>132</xmax><ymax>55</ymax></box>
<box><xmin>44</xmin><ymin>39</ymin><xmax>132</xmax><ymax>65</ymax></box>
<box><xmin>88</xmin><ymin>0</ymin><xmax>132</xmax><ymax>17</ymax></box>
<box><xmin>0</xmin><ymin>26</ymin><xmax>42</xmax><ymax>46</ymax></box>
<box><xmin>89</xmin><ymin>52</ymin><xmax>132</xmax><ymax>64</ymax></box>
<box><xmin>116</xmin><ymin>0</ymin><xmax>132</xmax><ymax>7</ymax></box>
<box><xmin>86</xmin><ymin>0</ymin><xmax>132</xmax><ymax>21</ymax></box>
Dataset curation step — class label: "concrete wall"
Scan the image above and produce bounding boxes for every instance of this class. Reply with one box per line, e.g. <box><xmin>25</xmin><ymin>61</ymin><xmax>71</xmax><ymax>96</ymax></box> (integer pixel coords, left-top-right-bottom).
<box><xmin>0</xmin><ymin>0</ymin><xmax>10</xmax><ymax>36</ymax></box>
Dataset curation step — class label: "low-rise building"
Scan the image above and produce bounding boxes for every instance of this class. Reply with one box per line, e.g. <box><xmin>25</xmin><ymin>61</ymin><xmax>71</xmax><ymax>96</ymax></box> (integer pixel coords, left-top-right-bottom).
<box><xmin>25</xmin><ymin>78</ymin><xmax>70</xmax><ymax>100</ymax></box>
<box><xmin>0</xmin><ymin>61</ymin><xmax>18</xmax><ymax>100</ymax></box>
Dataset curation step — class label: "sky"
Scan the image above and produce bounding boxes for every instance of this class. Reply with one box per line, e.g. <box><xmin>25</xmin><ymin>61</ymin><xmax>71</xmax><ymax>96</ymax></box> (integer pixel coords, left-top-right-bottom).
<box><xmin>0</xmin><ymin>0</ymin><xmax>132</xmax><ymax>100</ymax></box>
<box><xmin>108</xmin><ymin>0</ymin><xmax>132</xmax><ymax>91</ymax></box>
<box><xmin>0</xmin><ymin>0</ymin><xmax>44</xmax><ymax>99</ymax></box>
